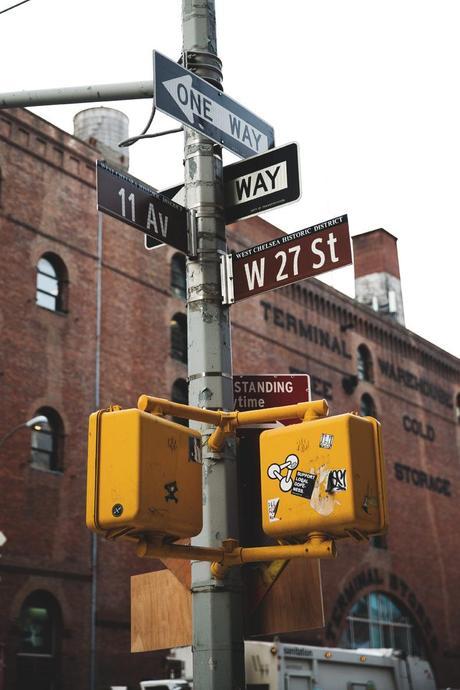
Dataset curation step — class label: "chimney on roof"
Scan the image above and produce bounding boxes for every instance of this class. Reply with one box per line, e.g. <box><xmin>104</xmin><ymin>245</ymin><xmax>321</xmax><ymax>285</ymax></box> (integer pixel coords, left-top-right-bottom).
<box><xmin>73</xmin><ymin>107</ymin><xmax>129</xmax><ymax>171</ymax></box>
<box><xmin>352</xmin><ymin>229</ymin><xmax>405</xmax><ymax>326</ymax></box>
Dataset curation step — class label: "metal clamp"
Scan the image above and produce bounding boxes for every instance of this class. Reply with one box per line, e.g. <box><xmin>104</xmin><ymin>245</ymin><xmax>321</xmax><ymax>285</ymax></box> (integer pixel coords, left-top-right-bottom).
<box><xmin>220</xmin><ymin>253</ymin><xmax>234</xmax><ymax>305</ymax></box>
<box><xmin>187</xmin><ymin>208</ymin><xmax>198</xmax><ymax>258</ymax></box>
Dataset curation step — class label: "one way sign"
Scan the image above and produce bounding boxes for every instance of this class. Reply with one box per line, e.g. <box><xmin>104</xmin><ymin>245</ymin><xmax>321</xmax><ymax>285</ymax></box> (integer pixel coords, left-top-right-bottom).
<box><xmin>153</xmin><ymin>51</ymin><xmax>275</xmax><ymax>159</ymax></box>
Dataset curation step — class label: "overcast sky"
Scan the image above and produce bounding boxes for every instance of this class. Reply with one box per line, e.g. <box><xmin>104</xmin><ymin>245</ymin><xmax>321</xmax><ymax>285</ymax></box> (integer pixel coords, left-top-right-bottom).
<box><xmin>1</xmin><ymin>0</ymin><xmax>459</xmax><ymax>358</ymax></box>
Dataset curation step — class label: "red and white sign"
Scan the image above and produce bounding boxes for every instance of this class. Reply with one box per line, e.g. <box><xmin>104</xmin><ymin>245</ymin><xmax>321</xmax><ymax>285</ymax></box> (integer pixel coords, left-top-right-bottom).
<box><xmin>222</xmin><ymin>215</ymin><xmax>351</xmax><ymax>304</ymax></box>
<box><xmin>233</xmin><ymin>373</ymin><xmax>310</xmax><ymax>427</ymax></box>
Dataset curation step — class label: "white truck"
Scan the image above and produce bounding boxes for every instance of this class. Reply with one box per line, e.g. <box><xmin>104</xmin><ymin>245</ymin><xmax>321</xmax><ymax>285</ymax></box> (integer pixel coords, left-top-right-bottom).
<box><xmin>168</xmin><ymin>641</ymin><xmax>437</xmax><ymax>690</ymax></box>
<box><xmin>245</xmin><ymin>641</ymin><xmax>437</xmax><ymax>690</ymax></box>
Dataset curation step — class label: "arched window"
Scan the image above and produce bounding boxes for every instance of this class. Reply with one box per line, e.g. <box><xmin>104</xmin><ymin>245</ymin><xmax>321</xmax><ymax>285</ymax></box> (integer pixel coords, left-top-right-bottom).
<box><xmin>36</xmin><ymin>253</ymin><xmax>68</xmax><ymax>313</ymax></box>
<box><xmin>17</xmin><ymin>590</ymin><xmax>62</xmax><ymax>689</ymax></box>
<box><xmin>170</xmin><ymin>313</ymin><xmax>187</xmax><ymax>363</ymax></box>
<box><xmin>357</xmin><ymin>344</ymin><xmax>373</xmax><ymax>382</ymax></box>
<box><xmin>171</xmin><ymin>253</ymin><xmax>186</xmax><ymax>300</ymax></box>
<box><xmin>339</xmin><ymin>591</ymin><xmax>427</xmax><ymax>658</ymax></box>
<box><xmin>360</xmin><ymin>393</ymin><xmax>376</xmax><ymax>418</ymax></box>
<box><xmin>172</xmin><ymin>378</ymin><xmax>188</xmax><ymax>427</ymax></box>
<box><xmin>30</xmin><ymin>408</ymin><xmax>64</xmax><ymax>472</ymax></box>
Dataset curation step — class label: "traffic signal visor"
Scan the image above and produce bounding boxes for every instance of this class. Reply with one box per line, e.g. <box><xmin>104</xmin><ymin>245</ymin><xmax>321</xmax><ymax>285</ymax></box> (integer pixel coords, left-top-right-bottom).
<box><xmin>86</xmin><ymin>408</ymin><xmax>202</xmax><ymax>541</ymax></box>
<box><xmin>260</xmin><ymin>413</ymin><xmax>387</xmax><ymax>540</ymax></box>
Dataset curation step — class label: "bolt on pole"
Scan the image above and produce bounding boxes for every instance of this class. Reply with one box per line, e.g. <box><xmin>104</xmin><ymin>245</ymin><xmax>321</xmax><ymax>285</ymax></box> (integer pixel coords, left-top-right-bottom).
<box><xmin>182</xmin><ymin>1</ymin><xmax>245</xmax><ymax>689</ymax></box>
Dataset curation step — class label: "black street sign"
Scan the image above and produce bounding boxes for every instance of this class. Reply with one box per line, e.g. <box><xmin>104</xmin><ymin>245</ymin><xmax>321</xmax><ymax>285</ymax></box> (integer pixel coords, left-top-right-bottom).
<box><xmin>153</xmin><ymin>50</ymin><xmax>275</xmax><ymax>159</ymax></box>
<box><xmin>96</xmin><ymin>161</ymin><xmax>189</xmax><ymax>255</ymax></box>
<box><xmin>221</xmin><ymin>215</ymin><xmax>352</xmax><ymax>303</ymax></box>
<box><xmin>224</xmin><ymin>143</ymin><xmax>300</xmax><ymax>224</ymax></box>
<box><xmin>159</xmin><ymin>143</ymin><xmax>300</xmax><ymax>228</ymax></box>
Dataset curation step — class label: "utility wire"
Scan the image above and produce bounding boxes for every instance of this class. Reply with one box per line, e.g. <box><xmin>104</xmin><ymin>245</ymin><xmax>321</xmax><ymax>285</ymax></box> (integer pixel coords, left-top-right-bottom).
<box><xmin>119</xmin><ymin>126</ymin><xmax>183</xmax><ymax>148</ymax></box>
<box><xmin>0</xmin><ymin>0</ymin><xmax>31</xmax><ymax>15</ymax></box>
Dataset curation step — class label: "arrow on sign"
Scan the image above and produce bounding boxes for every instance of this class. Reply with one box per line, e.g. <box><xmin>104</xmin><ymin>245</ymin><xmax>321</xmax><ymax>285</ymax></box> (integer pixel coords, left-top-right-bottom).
<box><xmin>162</xmin><ymin>74</ymin><xmax>269</xmax><ymax>154</ymax></box>
<box><xmin>153</xmin><ymin>51</ymin><xmax>275</xmax><ymax>159</ymax></box>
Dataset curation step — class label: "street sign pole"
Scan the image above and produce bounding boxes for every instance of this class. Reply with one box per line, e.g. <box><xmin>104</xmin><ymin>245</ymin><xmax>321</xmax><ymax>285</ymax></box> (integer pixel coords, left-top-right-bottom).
<box><xmin>182</xmin><ymin>2</ymin><xmax>245</xmax><ymax>689</ymax></box>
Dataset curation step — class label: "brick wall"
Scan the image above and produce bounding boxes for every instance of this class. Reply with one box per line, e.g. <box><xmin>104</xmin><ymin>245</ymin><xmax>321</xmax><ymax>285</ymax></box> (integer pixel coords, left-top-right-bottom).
<box><xmin>0</xmin><ymin>109</ymin><xmax>459</xmax><ymax>689</ymax></box>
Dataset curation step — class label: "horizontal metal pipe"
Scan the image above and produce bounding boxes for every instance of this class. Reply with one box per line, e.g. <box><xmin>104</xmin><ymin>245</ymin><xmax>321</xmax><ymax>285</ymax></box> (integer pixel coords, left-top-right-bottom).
<box><xmin>137</xmin><ymin>539</ymin><xmax>223</xmax><ymax>562</ymax></box>
<box><xmin>236</xmin><ymin>399</ymin><xmax>329</xmax><ymax>427</ymax></box>
<box><xmin>0</xmin><ymin>81</ymin><xmax>153</xmax><ymax>108</ymax></box>
<box><xmin>137</xmin><ymin>394</ymin><xmax>223</xmax><ymax>425</ymax></box>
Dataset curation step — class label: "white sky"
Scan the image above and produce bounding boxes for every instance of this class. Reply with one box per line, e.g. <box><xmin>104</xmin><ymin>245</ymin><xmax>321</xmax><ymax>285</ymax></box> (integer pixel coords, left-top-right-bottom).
<box><xmin>1</xmin><ymin>0</ymin><xmax>459</xmax><ymax>358</ymax></box>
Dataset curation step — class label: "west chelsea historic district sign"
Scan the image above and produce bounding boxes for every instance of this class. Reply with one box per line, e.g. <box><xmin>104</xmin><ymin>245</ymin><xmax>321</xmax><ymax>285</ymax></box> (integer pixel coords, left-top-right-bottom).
<box><xmin>221</xmin><ymin>215</ymin><xmax>351</xmax><ymax>304</ymax></box>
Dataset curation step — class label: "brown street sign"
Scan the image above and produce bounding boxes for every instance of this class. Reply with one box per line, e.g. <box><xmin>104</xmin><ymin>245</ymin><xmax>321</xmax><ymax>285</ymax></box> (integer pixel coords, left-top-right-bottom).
<box><xmin>221</xmin><ymin>214</ymin><xmax>351</xmax><ymax>304</ymax></box>
<box><xmin>234</xmin><ymin>374</ymin><xmax>310</xmax><ymax>421</ymax></box>
<box><xmin>96</xmin><ymin>161</ymin><xmax>191</xmax><ymax>255</ymax></box>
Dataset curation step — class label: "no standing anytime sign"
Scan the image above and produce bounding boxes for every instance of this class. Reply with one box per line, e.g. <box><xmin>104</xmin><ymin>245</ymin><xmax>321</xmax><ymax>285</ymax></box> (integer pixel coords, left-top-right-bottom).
<box><xmin>221</xmin><ymin>214</ymin><xmax>351</xmax><ymax>304</ymax></box>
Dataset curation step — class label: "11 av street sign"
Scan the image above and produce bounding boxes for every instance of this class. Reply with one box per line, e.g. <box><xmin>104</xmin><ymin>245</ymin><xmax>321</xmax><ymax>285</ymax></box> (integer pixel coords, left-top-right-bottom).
<box><xmin>221</xmin><ymin>215</ymin><xmax>352</xmax><ymax>303</ymax></box>
<box><xmin>153</xmin><ymin>51</ymin><xmax>275</xmax><ymax>159</ymax></box>
<box><xmin>96</xmin><ymin>161</ymin><xmax>190</xmax><ymax>255</ymax></box>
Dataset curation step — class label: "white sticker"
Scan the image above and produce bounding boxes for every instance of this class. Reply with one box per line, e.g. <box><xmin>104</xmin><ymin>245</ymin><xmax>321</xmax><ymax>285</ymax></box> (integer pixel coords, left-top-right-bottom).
<box><xmin>268</xmin><ymin>498</ymin><xmax>280</xmax><ymax>522</ymax></box>
<box><xmin>320</xmin><ymin>433</ymin><xmax>334</xmax><ymax>449</ymax></box>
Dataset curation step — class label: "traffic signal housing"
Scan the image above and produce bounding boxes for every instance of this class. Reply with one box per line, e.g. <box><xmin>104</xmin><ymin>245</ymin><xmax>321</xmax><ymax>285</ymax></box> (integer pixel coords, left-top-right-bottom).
<box><xmin>86</xmin><ymin>407</ymin><xmax>202</xmax><ymax>541</ymax></box>
<box><xmin>260</xmin><ymin>413</ymin><xmax>387</xmax><ymax>541</ymax></box>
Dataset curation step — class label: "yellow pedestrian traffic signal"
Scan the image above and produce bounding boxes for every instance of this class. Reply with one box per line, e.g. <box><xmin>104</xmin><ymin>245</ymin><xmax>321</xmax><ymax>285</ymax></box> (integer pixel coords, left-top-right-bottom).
<box><xmin>259</xmin><ymin>413</ymin><xmax>387</xmax><ymax>541</ymax></box>
<box><xmin>86</xmin><ymin>407</ymin><xmax>202</xmax><ymax>541</ymax></box>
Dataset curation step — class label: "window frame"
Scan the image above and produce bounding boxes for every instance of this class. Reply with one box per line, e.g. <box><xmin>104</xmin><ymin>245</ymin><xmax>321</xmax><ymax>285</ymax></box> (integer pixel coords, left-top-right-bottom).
<box><xmin>30</xmin><ymin>408</ymin><xmax>64</xmax><ymax>473</ymax></box>
<box><xmin>357</xmin><ymin>344</ymin><xmax>374</xmax><ymax>383</ymax></box>
<box><xmin>170</xmin><ymin>313</ymin><xmax>187</xmax><ymax>363</ymax></box>
<box><xmin>171</xmin><ymin>253</ymin><xmax>186</xmax><ymax>301</ymax></box>
<box><xmin>36</xmin><ymin>253</ymin><xmax>68</xmax><ymax>314</ymax></box>
<box><xmin>341</xmin><ymin>592</ymin><xmax>426</xmax><ymax>658</ymax></box>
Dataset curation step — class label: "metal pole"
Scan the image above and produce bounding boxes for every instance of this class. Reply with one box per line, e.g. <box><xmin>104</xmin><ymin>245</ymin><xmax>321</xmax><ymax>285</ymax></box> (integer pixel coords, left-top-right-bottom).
<box><xmin>89</xmin><ymin>212</ymin><xmax>104</xmax><ymax>690</ymax></box>
<box><xmin>182</xmin><ymin>1</ymin><xmax>245</xmax><ymax>689</ymax></box>
<box><xmin>0</xmin><ymin>81</ymin><xmax>153</xmax><ymax>108</ymax></box>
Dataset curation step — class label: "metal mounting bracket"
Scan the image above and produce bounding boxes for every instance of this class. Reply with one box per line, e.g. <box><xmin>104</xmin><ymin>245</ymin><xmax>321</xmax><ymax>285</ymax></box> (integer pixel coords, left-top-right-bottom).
<box><xmin>220</xmin><ymin>253</ymin><xmax>234</xmax><ymax>305</ymax></box>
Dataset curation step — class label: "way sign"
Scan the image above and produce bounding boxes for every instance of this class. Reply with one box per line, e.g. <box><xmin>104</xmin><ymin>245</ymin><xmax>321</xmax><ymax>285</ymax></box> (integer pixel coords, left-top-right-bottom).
<box><xmin>158</xmin><ymin>142</ymin><xmax>300</xmax><ymax>228</ymax></box>
<box><xmin>221</xmin><ymin>215</ymin><xmax>351</xmax><ymax>304</ymax></box>
<box><xmin>96</xmin><ymin>161</ymin><xmax>190</xmax><ymax>255</ymax></box>
<box><xmin>224</xmin><ymin>143</ymin><xmax>300</xmax><ymax>224</ymax></box>
<box><xmin>153</xmin><ymin>51</ymin><xmax>275</xmax><ymax>159</ymax></box>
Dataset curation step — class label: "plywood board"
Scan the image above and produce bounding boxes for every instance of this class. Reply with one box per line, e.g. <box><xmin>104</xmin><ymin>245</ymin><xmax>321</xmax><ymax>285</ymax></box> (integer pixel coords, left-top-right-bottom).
<box><xmin>244</xmin><ymin>558</ymin><xmax>324</xmax><ymax>637</ymax></box>
<box><xmin>132</xmin><ymin>558</ymin><xmax>324</xmax><ymax>652</ymax></box>
<box><xmin>131</xmin><ymin>569</ymin><xmax>192</xmax><ymax>652</ymax></box>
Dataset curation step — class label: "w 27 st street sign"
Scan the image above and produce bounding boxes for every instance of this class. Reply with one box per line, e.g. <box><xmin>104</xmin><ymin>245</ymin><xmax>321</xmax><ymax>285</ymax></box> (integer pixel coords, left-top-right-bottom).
<box><xmin>221</xmin><ymin>215</ymin><xmax>351</xmax><ymax>304</ymax></box>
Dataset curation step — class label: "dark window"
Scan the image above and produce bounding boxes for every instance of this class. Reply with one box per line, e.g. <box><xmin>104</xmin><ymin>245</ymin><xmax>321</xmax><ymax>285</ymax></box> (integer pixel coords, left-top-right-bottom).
<box><xmin>371</xmin><ymin>534</ymin><xmax>388</xmax><ymax>549</ymax></box>
<box><xmin>171</xmin><ymin>253</ymin><xmax>186</xmax><ymax>300</ymax></box>
<box><xmin>360</xmin><ymin>393</ymin><xmax>376</xmax><ymax>418</ymax></box>
<box><xmin>36</xmin><ymin>253</ymin><xmax>68</xmax><ymax>313</ymax></box>
<box><xmin>172</xmin><ymin>378</ymin><xmax>188</xmax><ymax>427</ymax></box>
<box><xmin>339</xmin><ymin>592</ymin><xmax>427</xmax><ymax>658</ymax></box>
<box><xmin>456</xmin><ymin>393</ymin><xmax>460</xmax><ymax>424</ymax></box>
<box><xmin>357</xmin><ymin>344</ymin><xmax>373</xmax><ymax>382</ymax></box>
<box><xmin>171</xmin><ymin>313</ymin><xmax>187</xmax><ymax>363</ymax></box>
<box><xmin>30</xmin><ymin>408</ymin><xmax>64</xmax><ymax>472</ymax></box>
<box><xmin>17</xmin><ymin>591</ymin><xmax>62</xmax><ymax>690</ymax></box>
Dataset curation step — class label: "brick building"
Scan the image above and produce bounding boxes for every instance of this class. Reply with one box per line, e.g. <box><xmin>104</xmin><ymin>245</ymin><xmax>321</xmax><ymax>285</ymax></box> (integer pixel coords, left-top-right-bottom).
<box><xmin>0</xmin><ymin>107</ymin><xmax>459</xmax><ymax>689</ymax></box>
